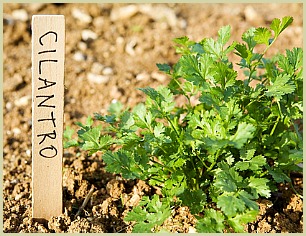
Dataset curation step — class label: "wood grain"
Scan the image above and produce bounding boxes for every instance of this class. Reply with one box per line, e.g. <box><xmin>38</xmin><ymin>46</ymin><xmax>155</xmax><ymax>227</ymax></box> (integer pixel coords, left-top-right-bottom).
<box><xmin>32</xmin><ymin>15</ymin><xmax>65</xmax><ymax>220</ymax></box>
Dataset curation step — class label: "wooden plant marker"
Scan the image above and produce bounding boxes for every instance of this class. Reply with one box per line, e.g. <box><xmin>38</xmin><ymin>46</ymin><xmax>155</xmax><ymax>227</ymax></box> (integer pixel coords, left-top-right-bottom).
<box><xmin>32</xmin><ymin>15</ymin><xmax>65</xmax><ymax>221</ymax></box>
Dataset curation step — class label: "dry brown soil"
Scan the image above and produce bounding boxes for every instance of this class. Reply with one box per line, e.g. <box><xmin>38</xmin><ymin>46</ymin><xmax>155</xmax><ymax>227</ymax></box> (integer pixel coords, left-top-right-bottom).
<box><xmin>3</xmin><ymin>3</ymin><xmax>303</xmax><ymax>233</ymax></box>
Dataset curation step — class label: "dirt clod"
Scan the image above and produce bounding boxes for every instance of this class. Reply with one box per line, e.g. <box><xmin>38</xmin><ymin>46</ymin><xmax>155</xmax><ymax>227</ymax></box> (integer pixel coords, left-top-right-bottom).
<box><xmin>106</xmin><ymin>179</ymin><xmax>125</xmax><ymax>200</ymax></box>
<box><xmin>48</xmin><ymin>214</ymin><xmax>71</xmax><ymax>233</ymax></box>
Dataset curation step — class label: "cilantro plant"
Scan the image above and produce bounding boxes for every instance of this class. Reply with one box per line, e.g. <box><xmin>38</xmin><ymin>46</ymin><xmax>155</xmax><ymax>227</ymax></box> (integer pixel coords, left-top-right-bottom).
<box><xmin>65</xmin><ymin>16</ymin><xmax>303</xmax><ymax>233</ymax></box>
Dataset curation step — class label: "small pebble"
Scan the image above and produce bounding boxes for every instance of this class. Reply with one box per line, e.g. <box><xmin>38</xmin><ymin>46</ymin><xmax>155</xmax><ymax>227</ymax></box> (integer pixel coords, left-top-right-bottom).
<box><xmin>139</xmin><ymin>4</ymin><xmax>178</xmax><ymax>27</ymax></box>
<box><xmin>87</xmin><ymin>73</ymin><xmax>110</xmax><ymax>84</ymax></box>
<box><xmin>14</xmin><ymin>95</ymin><xmax>31</xmax><ymax>107</ymax></box>
<box><xmin>151</xmin><ymin>71</ymin><xmax>167</xmax><ymax>82</ymax></box>
<box><xmin>125</xmin><ymin>39</ymin><xmax>137</xmax><ymax>56</ymax></box>
<box><xmin>93</xmin><ymin>16</ymin><xmax>104</xmax><ymax>28</ymax></box>
<box><xmin>115</xmin><ymin>37</ymin><xmax>125</xmax><ymax>53</ymax></box>
<box><xmin>72</xmin><ymin>8</ymin><xmax>92</xmax><ymax>24</ymax></box>
<box><xmin>12</xmin><ymin>128</ymin><xmax>21</xmax><ymax>135</ymax></box>
<box><xmin>73</xmin><ymin>51</ymin><xmax>86</xmax><ymax>61</ymax></box>
<box><xmin>110</xmin><ymin>5</ymin><xmax>139</xmax><ymax>21</ymax></box>
<box><xmin>188</xmin><ymin>226</ymin><xmax>197</xmax><ymax>233</ymax></box>
<box><xmin>11</xmin><ymin>9</ymin><xmax>28</xmax><ymax>22</ymax></box>
<box><xmin>102</xmin><ymin>67</ymin><xmax>113</xmax><ymax>75</ymax></box>
<box><xmin>77</xmin><ymin>41</ymin><xmax>87</xmax><ymax>51</ymax></box>
<box><xmin>136</xmin><ymin>72</ymin><xmax>150</xmax><ymax>81</ymax></box>
<box><xmin>10</xmin><ymin>179</ymin><xmax>19</xmax><ymax>185</ymax></box>
<box><xmin>110</xmin><ymin>87</ymin><xmax>123</xmax><ymax>99</ymax></box>
<box><xmin>244</xmin><ymin>6</ymin><xmax>259</xmax><ymax>23</ymax></box>
<box><xmin>82</xmin><ymin>29</ymin><xmax>98</xmax><ymax>42</ymax></box>
<box><xmin>6</xmin><ymin>102</ymin><xmax>13</xmax><ymax>111</ymax></box>
<box><xmin>26</xmin><ymin>149</ymin><xmax>31</xmax><ymax>157</ymax></box>
<box><xmin>12</xmin><ymin>128</ymin><xmax>21</xmax><ymax>136</ymax></box>
<box><xmin>91</xmin><ymin>62</ymin><xmax>104</xmax><ymax>74</ymax></box>
<box><xmin>28</xmin><ymin>3</ymin><xmax>45</xmax><ymax>12</ymax></box>
<box><xmin>178</xmin><ymin>18</ymin><xmax>187</xmax><ymax>29</ymax></box>
<box><xmin>15</xmin><ymin>194</ymin><xmax>23</xmax><ymax>201</ymax></box>
<box><xmin>116</xmin><ymin>36</ymin><xmax>124</xmax><ymax>44</ymax></box>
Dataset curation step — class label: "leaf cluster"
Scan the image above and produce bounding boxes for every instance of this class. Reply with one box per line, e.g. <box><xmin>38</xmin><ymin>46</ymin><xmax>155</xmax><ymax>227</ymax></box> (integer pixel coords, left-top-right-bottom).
<box><xmin>64</xmin><ymin>16</ymin><xmax>303</xmax><ymax>233</ymax></box>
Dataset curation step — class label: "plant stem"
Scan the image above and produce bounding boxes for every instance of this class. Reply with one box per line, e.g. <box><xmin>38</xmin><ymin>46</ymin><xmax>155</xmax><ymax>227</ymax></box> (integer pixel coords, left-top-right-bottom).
<box><xmin>289</xmin><ymin>181</ymin><xmax>303</xmax><ymax>199</ymax></box>
<box><xmin>270</xmin><ymin>116</ymin><xmax>280</xmax><ymax>136</ymax></box>
<box><xmin>260</xmin><ymin>170</ymin><xmax>269</xmax><ymax>177</ymax></box>
<box><xmin>173</xmin><ymin>77</ymin><xmax>192</xmax><ymax>108</ymax></box>
<box><xmin>165</xmin><ymin>115</ymin><xmax>180</xmax><ymax>138</ymax></box>
<box><xmin>149</xmin><ymin>177</ymin><xmax>164</xmax><ymax>184</ymax></box>
<box><xmin>248</xmin><ymin>36</ymin><xmax>277</xmax><ymax>83</ymax></box>
<box><xmin>206</xmin><ymin>149</ymin><xmax>222</xmax><ymax>174</ymax></box>
<box><xmin>150</xmin><ymin>158</ymin><xmax>175</xmax><ymax>173</ymax></box>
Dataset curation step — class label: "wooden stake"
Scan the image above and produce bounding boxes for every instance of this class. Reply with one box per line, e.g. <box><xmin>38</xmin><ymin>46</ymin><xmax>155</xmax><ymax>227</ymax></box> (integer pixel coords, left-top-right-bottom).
<box><xmin>32</xmin><ymin>15</ymin><xmax>65</xmax><ymax>221</ymax></box>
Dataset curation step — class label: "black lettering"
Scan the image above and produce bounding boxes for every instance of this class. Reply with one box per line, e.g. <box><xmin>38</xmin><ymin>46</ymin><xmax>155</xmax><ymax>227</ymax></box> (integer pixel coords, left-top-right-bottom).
<box><xmin>38</xmin><ymin>77</ymin><xmax>57</xmax><ymax>90</ymax></box>
<box><xmin>39</xmin><ymin>31</ymin><xmax>57</xmax><ymax>46</ymax></box>
<box><xmin>38</xmin><ymin>49</ymin><xmax>57</xmax><ymax>54</ymax></box>
<box><xmin>39</xmin><ymin>145</ymin><xmax>58</xmax><ymax>158</ymax></box>
<box><xmin>37</xmin><ymin>111</ymin><xmax>56</xmax><ymax>128</ymax></box>
<box><xmin>37</xmin><ymin>130</ymin><xmax>56</xmax><ymax>145</ymax></box>
<box><xmin>36</xmin><ymin>95</ymin><xmax>55</xmax><ymax>108</ymax></box>
<box><xmin>39</xmin><ymin>60</ymin><xmax>58</xmax><ymax>75</ymax></box>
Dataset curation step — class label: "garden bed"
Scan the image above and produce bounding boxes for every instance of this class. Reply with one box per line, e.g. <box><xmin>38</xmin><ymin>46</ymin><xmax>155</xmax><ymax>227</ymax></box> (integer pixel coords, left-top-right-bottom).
<box><xmin>3</xmin><ymin>3</ymin><xmax>303</xmax><ymax>233</ymax></box>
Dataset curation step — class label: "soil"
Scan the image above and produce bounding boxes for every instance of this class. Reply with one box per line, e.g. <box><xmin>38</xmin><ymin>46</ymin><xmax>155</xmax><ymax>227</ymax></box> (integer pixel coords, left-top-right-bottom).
<box><xmin>3</xmin><ymin>3</ymin><xmax>303</xmax><ymax>233</ymax></box>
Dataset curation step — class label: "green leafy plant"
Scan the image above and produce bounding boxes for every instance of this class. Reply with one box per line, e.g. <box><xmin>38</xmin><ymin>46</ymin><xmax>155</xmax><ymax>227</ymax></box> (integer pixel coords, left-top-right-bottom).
<box><xmin>65</xmin><ymin>16</ymin><xmax>303</xmax><ymax>233</ymax></box>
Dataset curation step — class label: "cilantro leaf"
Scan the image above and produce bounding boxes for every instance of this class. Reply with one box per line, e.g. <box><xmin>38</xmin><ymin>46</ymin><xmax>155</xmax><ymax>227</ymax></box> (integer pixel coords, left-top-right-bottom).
<box><xmin>265</xmin><ymin>165</ymin><xmax>291</xmax><ymax>183</ymax></box>
<box><xmin>218</xmin><ymin>25</ymin><xmax>231</xmax><ymax>46</ymax></box>
<box><xmin>238</xmin><ymin>190</ymin><xmax>259</xmax><ymax>211</ymax></box>
<box><xmin>108</xmin><ymin>101</ymin><xmax>123</xmax><ymax>116</ymax></box>
<box><xmin>179</xmin><ymin>55</ymin><xmax>201</xmax><ymax>80</ymax></box>
<box><xmin>248</xmin><ymin>177</ymin><xmax>271</xmax><ymax>198</ymax></box>
<box><xmin>235</xmin><ymin>154</ymin><xmax>265</xmax><ymax>172</ymax></box>
<box><xmin>270</xmin><ymin>16</ymin><xmax>293</xmax><ymax>38</ymax></box>
<box><xmin>156</xmin><ymin>86</ymin><xmax>175</xmax><ymax>113</ymax></box>
<box><xmin>217</xmin><ymin>194</ymin><xmax>246</xmax><ymax>217</ymax></box>
<box><xmin>235</xmin><ymin>43</ymin><xmax>249</xmax><ymax>58</ymax></box>
<box><xmin>63</xmin><ymin>126</ymin><xmax>78</xmax><ymax>148</ymax></box>
<box><xmin>124</xmin><ymin>195</ymin><xmax>171</xmax><ymax>233</ymax></box>
<box><xmin>119</xmin><ymin>111</ymin><xmax>135</xmax><ymax>130</ymax></box>
<box><xmin>227</xmin><ymin>210</ymin><xmax>258</xmax><ymax>232</ymax></box>
<box><xmin>265</xmin><ymin>74</ymin><xmax>295</xmax><ymax>100</ymax></box>
<box><xmin>156</xmin><ymin>63</ymin><xmax>171</xmax><ymax>74</ymax></box>
<box><xmin>139</xmin><ymin>87</ymin><xmax>159</xmax><ymax>101</ymax></box>
<box><xmin>230</xmin><ymin>123</ymin><xmax>256</xmax><ymax>149</ymax></box>
<box><xmin>287</xmin><ymin>47</ymin><xmax>303</xmax><ymax>70</ymax></box>
<box><xmin>179</xmin><ymin>189</ymin><xmax>206</xmax><ymax>214</ymax></box>
<box><xmin>254</xmin><ymin>27</ymin><xmax>271</xmax><ymax>45</ymax></box>
<box><xmin>103</xmin><ymin>151</ymin><xmax>142</xmax><ymax>179</ymax></box>
<box><xmin>173</xmin><ymin>36</ymin><xmax>190</xmax><ymax>46</ymax></box>
<box><xmin>153</xmin><ymin>122</ymin><xmax>165</xmax><ymax>138</ymax></box>
<box><xmin>124</xmin><ymin>206</ymin><xmax>155</xmax><ymax>233</ymax></box>
<box><xmin>64</xmin><ymin>139</ymin><xmax>79</xmax><ymax>149</ymax></box>
<box><xmin>242</xmin><ymin>27</ymin><xmax>257</xmax><ymax>50</ymax></box>
<box><xmin>196</xmin><ymin>209</ymin><xmax>225</xmax><ymax>233</ymax></box>
<box><xmin>214</xmin><ymin>164</ymin><xmax>243</xmax><ymax>192</ymax></box>
<box><xmin>204</xmin><ymin>38</ymin><xmax>222</xmax><ymax>59</ymax></box>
